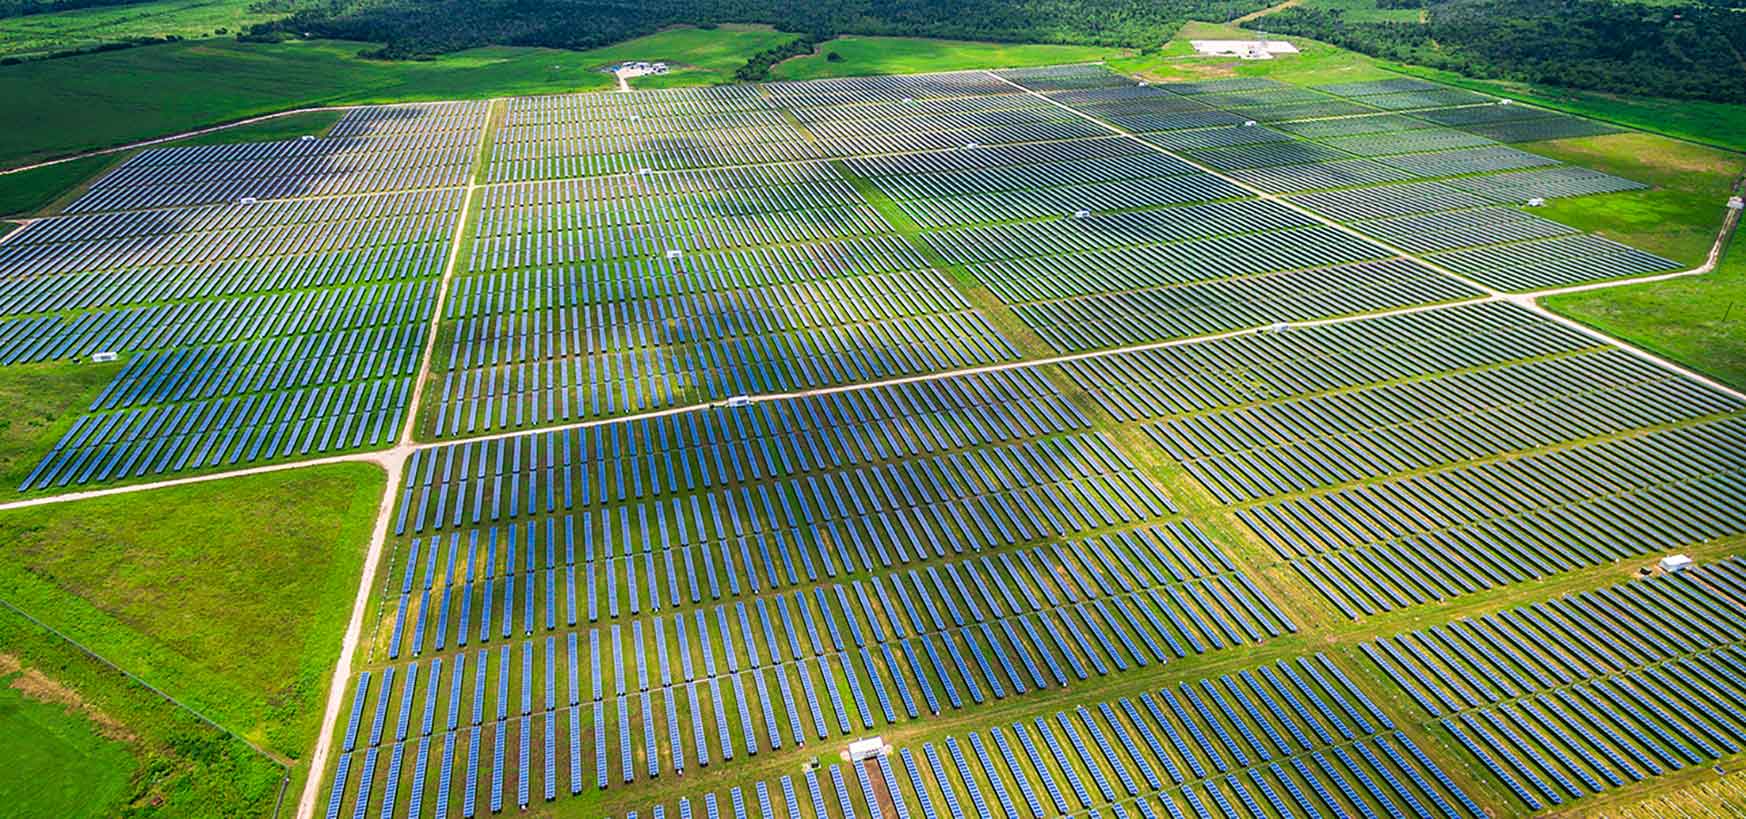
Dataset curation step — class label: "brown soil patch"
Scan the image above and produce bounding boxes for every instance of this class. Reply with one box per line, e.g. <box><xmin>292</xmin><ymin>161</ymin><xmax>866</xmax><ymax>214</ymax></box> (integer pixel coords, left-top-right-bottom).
<box><xmin>8</xmin><ymin>662</ymin><xmax>137</xmax><ymax>744</ymax></box>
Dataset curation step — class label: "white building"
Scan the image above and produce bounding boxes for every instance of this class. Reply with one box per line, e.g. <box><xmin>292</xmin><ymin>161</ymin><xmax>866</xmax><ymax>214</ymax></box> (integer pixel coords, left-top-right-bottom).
<box><xmin>1659</xmin><ymin>554</ymin><xmax>1694</xmax><ymax>573</ymax></box>
<box><xmin>1190</xmin><ymin>40</ymin><xmax>1300</xmax><ymax>60</ymax></box>
<box><xmin>848</xmin><ymin>737</ymin><xmax>886</xmax><ymax>761</ymax></box>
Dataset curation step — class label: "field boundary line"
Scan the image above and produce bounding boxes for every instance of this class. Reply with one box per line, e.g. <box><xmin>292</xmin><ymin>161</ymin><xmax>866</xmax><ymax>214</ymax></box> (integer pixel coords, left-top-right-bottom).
<box><xmin>0</xmin><ymin>106</ymin><xmax>364</xmax><ymax>177</ymax></box>
<box><xmin>0</xmin><ymin>594</ymin><xmax>293</xmax><ymax>768</ymax></box>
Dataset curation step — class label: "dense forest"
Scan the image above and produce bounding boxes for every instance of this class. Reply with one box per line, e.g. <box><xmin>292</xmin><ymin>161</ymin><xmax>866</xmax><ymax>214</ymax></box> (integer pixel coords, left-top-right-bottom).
<box><xmin>247</xmin><ymin>0</ymin><xmax>1267</xmax><ymax>57</ymax></box>
<box><xmin>1249</xmin><ymin>0</ymin><xmax>1746</xmax><ymax>104</ymax></box>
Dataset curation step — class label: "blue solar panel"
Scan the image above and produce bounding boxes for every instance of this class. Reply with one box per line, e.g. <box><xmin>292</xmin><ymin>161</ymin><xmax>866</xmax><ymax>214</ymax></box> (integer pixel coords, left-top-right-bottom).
<box><xmin>986</xmin><ymin>728</ymin><xmax>1039</xmax><ymax>817</ymax></box>
<box><xmin>408</xmin><ymin>736</ymin><xmax>431</xmax><ymax>817</ymax></box>
<box><xmin>378</xmin><ymin>742</ymin><xmax>405</xmax><ymax>819</ymax></box>
<box><xmin>944</xmin><ymin>737</ymin><xmax>992</xmax><ymax>819</ymax></box>
<box><xmin>736</xmin><ymin>674</ymin><xmax>764</xmax><ymax>757</ymax></box>
<box><xmin>463</xmin><ymin>726</ymin><xmax>480</xmax><ymax>818</ymax></box>
<box><xmin>349</xmin><ymin>747</ymin><xmax>376</xmax><ymax>819</ymax></box>
<box><xmin>618</xmin><ymin>696</ymin><xmax>635</xmax><ymax>783</ymax></box>
<box><xmin>1012</xmin><ymin>722</ymin><xmax>1061</xmax><ymax>810</ymax></box>
<box><xmin>542</xmin><ymin>713</ymin><xmax>556</xmax><ymax>803</ymax></box>
<box><xmin>343</xmin><ymin>674</ymin><xmax>370</xmax><ymax>752</ymax></box>
<box><xmin>490</xmin><ymin>719</ymin><xmax>506</xmax><ymax>814</ymax></box>
<box><xmin>567</xmin><ymin>706</ymin><xmax>582</xmax><ymax>795</ymax></box>
<box><xmin>438</xmin><ymin>732</ymin><xmax>457</xmax><ymax>812</ymax></box>
<box><xmin>593</xmin><ymin>701</ymin><xmax>608</xmax><ymax>790</ymax></box>
<box><xmin>686</xmin><ymin>683</ymin><xmax>711</xmax><ymax>768</ymax></box>
<box><xmin>781</xmin><ymin>775</ymin><xmax>803</xmax><ymax>819</ymax></box>
<box><xmin>805</xmin><ymin>769</ymin><xmax>829</xmax><ymax>819</ymax></box>
<box><xmin>1186</xmin><ymin>681</ymin><xmax>1251</xmax><ymax>767</ymax></box>
<box><xmin>1312</xmin><ymin>749</ymin><xmax>1379</xmax><ymax>819</ymax></box>
<box><xmin>325</xmin><ymin>753</ymin><xmax>351</xmax><ymax>819</ymax></box>
<box><xmin>898</xmin><ymin>749</ymin><xmax>938</xmax><ymax>819</ymax></box>
<box><xmin>852</xmin><ymin>760</ymin><xmax>886</xmax><ymax>819</ymax></box>
<box><xmin>1033</xmin><ymin>718</ymin><xmax>1090</xmax><ymax>810</ymax></box>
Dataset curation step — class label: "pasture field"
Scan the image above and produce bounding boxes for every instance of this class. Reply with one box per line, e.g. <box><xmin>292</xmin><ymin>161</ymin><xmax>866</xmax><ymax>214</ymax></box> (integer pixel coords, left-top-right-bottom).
<box><xmin>769</xmin><ymin>36</ymin><xmax>1124</xmax><ymax>81</ymax></box>
<box><xmin>0</xmin><ymin>0</ymin><xmax>295</xmax><ymax>59</ymax></box>
<box><xmin>0</xmin><ymin>461</ymin><xmax>384</xmax><ymax>755</ymax></box>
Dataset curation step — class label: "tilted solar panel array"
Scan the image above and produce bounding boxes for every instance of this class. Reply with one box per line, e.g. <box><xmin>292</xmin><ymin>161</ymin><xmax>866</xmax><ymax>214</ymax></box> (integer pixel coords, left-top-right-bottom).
<box><xmin>1365</xmin><ymin>559</ymin><xmax>1746</xmax><ymax>811</ymax></box>
<box><xmin>620</xmin><ymin>653</ymin><xmax>1485</xmax><ymax>819</ymax></box>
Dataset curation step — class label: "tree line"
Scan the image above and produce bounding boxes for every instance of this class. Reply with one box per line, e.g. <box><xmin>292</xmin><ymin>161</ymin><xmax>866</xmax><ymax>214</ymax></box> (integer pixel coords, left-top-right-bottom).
<box><xmin>1248</xmin><ymin>0</ymin><xmax>1746</xmax><ymax>104</ymax></box>
<box><xmin>244</xmin><ymin>0</ymin><xmax>1269</xmax><ymax>57</ymax></box>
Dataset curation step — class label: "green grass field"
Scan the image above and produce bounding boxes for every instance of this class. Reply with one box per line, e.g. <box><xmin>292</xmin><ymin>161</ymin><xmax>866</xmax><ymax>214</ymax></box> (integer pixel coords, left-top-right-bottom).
<box><xmin>0</xmin><ymin>462</ymin><xmax>384</xmax><ymax>755</ymax></box>
<box><xmin>1525</xmin><ymin>132</ymin><xmax>1745</xmax><ymax>265</ymax></box>
<box><xmin>0</xmin><ymin>359</ymin><xmax>124</xmax><ymax>490</ymax></box>
<box><xmin>0</xmin><ymin>607</ymin><xmax>287</xmax><ymax>816</ymax></box>
<box><xmin>592</xmin><ymin>24</ymin><xmax>797</xmax><ymax>87</ymax></box>
<box><xmin>769</xmin><ymin>35</ymin><xmax>1123</xmax><ymax>81</ymax></box>
<box><xmin>0</xmin><ymin>656</ymin><xmax>137</xmax><ymax>817</ymax></box>
<box><xmin>0</xmin><ymin>0</ymin><xmax>297</xmax><ymax>59</ymax></box>
<box><xmin>1109</xmin><ymin>21</ymin><xmax>1397</xmax><ymax>85</ymax></box>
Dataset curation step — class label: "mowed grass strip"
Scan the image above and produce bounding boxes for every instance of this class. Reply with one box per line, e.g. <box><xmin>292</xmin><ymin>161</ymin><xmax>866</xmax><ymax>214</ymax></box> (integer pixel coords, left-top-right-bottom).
<box><xmin>0</xmin><ymin>654</ymin><xmax>136</xmax><ymax>818</ymax></box>
<box><xmin>0</xmin><ymin>608</ymin><xmax>287</xmax><ymax>816</ymax></box>
<box><xmin>0</xmin><ymin>461</ymin><xmax>385</xmax><ymax>756</ymax></box>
